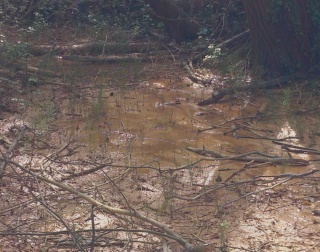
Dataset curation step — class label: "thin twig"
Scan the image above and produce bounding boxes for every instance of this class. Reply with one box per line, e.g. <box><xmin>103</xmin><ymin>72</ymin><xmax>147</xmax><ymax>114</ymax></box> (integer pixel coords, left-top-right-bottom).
<box><xmin>90</xmin><ymin>205</ymin><xmax>96</xmax><ymax>252</ymax></box>
<box><xmin>0</xmin><ymin>126</ymin><xmax>26</xmax><ymax>177</ymax></box>
<box><xmin>3</xmin><ymin>158</ymin><xmax>196</xmax><ymax>252</ymax></box>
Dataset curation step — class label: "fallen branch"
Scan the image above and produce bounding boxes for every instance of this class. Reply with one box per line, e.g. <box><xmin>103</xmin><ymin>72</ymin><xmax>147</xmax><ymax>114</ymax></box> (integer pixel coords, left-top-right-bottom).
<box><xmin>173</xmin><ymin>169</ymin><xmax>318</xmax><ymax>201</ymax></box>
<box><xmin>185</xmin><ymin>30</ymin><xmax>250</xmax><ymax>85</ymax></box>
<box><xmin>255</xmin><ymin>169</ymin><xmax>319</xmax><ymax>180</ymax></box>
<box><xmin>184</xmin><ymin>61</ymin><xmax>212</xmax><ymax>85</ymax></box>
<box><xmin>192</xmin><ymin>30</ymin><xmax>250</xmax><ymax>63</ymax></box>
<box><xmin>0</xmin><ymin>228</ymin><xmax>177</xmax><ymax>240</ymax></box>
<box><xmin>0</xmin><ymin>126</ymin><xmax>26</xmax><ymax>178</ymax></box>
<box><xmin>272</xmin><ymin>140</ymin><xmax>320</xmax><ymax>155</ymax></box>
<box><xmin>6</xmin><ymin>62</ymin><xmax>62</xmax><ymax>78</ymax></box>
<box><xmin>4</xmin><ymin>158</ymin><xmax>205</xmax><ymax>252</ymax></box>
<box><xmin>186</xmin><ymin>147</ymin><xmax>309</xmax><ymax>166</ymax></box>
<box><xmin>198</xmin><ymin>74</ymin><xmax>304</xmax><ymax>106</ymax></box>
<box><xmin>59</xmin><ymin>54</ymin><xmax>165</xmax><ymax>63</ymax></box>
<box><xmin>28</xmin><ymin>42</ymin><xmax>166</xmax><ymax>56</ymax></box>
<box><xmin>196</xmin><ymin>115</ymin><xmax>264</xmax><ymax>135</ymax></box>
<box><xmin>224</xmin><ymin>161</ymin><xmax>254</xmax><ymax>183</ymax></box>
<box><xmin>225</xmin><ymin>169</ymin><xmax>319</xmax><ymax>206</ymax></box>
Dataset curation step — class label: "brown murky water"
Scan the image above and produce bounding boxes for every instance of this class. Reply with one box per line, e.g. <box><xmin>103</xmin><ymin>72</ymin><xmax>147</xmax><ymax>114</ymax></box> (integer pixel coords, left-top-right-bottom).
<box><xmin>14</xmin><ymin>58</ymin><xmax>319</xmax><ymax>251</ymax></box>
<box><xmin>49</xmin><ymin>60</ymin><xmax>312</xmax><ymax>176</ymax></box>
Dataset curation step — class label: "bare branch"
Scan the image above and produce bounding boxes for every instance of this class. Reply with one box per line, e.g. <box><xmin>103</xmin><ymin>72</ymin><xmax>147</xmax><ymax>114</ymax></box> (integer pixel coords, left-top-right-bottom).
<box><xmin>4</xmin><ymin>158</ymin><xmax>198</xmax><ymax>252</ymax></box>
<box><xmin>186</xmin><ymin>147</ymin><xmax>309</xmax><ymax>166</ymax></box>
<box><xmin>0</xmin><ymin>126</ymin><xmax>26</xmax><ymax>178</ymax></box>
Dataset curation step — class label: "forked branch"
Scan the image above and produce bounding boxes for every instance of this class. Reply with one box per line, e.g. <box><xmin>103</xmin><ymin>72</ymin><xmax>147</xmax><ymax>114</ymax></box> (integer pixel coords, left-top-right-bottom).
<box><xmin>3</xmin><ymin>158</ymin><xmax>204</xmax><ymax>252</ymax></box>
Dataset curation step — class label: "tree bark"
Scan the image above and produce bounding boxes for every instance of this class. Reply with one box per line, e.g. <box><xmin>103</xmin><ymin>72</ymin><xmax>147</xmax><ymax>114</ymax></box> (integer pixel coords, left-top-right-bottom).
<box><xmin>144</xmin><ymin>0</ymin><xmax>200</xmax><ymax>43</ymax></box>
<box><xmin>242</xmin><ymin>0</ymin><xmax>312</xmax><ymax>75</ymax></box>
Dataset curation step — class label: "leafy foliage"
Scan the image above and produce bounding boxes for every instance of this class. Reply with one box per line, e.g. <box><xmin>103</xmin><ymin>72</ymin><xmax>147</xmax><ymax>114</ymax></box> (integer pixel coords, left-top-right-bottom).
<box><xmin>0</xmin><ymin>34</ymin><xmax>29</xmax><ymax>66</ymax></box>
<box><xmin>189</xmin><ymin>0</ymin><xmax>245</xmax><ymax>41</ymax></box>
<box><xmin>267</xmin><ymin>0</ymin><xmax>320</xmax><ymax>73</ymax></box>
<box><xmin>0</xmin><ymin>0</ymin><xmax>158</xmax><ymax>35</ymax></box>
<box><xmin>308</xmin><ymin>0</ymin><xmax>320</xmax><ymax>71</ymax></box>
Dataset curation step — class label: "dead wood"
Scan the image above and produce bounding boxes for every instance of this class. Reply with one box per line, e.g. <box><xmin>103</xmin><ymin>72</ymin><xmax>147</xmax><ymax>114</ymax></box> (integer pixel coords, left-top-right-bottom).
<box><xmin>0</xmin><ymin>126</ymin><xmax>26</xmax><ymax>178</ymax></box>
<box><xmin>5</xmin><ymin>158</ymin><xmax>204</xmax><ymax>252</ymax></box>
<box><xmin>196</xmin><ymin>115</ymin><xmax>265</xmax><ymax>134</ymax></box>
<box><xmin>225</xmin><ymin>169</ymin><xmax>320</xmax><ymax>206</ymax></box>
<box><xmin>184</xmin><ymin>30</ymin><xmax>250</xmax><ymax>85</ymax></box>
<box><xmin>224</xmin><ymin>162</ymin><xmax>253</xmax><ymax>182</ymax></box>
<box><xmin>272</xmin><ymin>140</ymin><xmax>320</xmax><ymax>155</ymax></box>
<box><xmin>173</xmin><ymin>169</ymin><xmax>319</xmax><ymax>202</ymax></box>
<box><xmin>59</xmin><ymin>54</ymin><xmax>167</xmax><ymax>63</ymax></box>
<box><xmin>28</xmin><ymin>42</ymin><xmax>166</xmax><ymax>56</ymax></box>
<box><xmin>184</xmin><ymin>61</ymin><xmax>212</xmax><ymax>85</ymax></box>
<box><xmin>186</xmin><ymin>147</ymin><xmax>309</xmax><ymax>166</ymax></box>
<box><xmin>26</xmin><ymin>65</ymin><xmax>62</xmax><ymax>77</ymax></box>
<box><xmin>6</xmin><ymin>62</ymin><xmax>62</xmax><ymax>78</ymax></box>
<box><xmin>198</xmin><ymin>74</ymin><xmax>304</xmax><ymax>106</ymax></box>
<box><xmin>192</xmin><ymin>29</ymin><xmax>250</xmax><ymax>63</ymax></box>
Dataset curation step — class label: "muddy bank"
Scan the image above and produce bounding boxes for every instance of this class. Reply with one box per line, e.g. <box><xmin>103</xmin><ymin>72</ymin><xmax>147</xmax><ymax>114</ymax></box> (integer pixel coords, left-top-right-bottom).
<box><xmin>1</xmin><ymin>58</ymin><xmax>320</xmax><ymax>251</ymax></box>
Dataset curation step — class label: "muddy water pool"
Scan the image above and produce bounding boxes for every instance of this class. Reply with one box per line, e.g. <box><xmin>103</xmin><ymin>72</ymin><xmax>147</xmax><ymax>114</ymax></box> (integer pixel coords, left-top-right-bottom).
<box><xmin>34</xmin><ymin>59</ymin><xmax>310</xmax><ymax>176</ymax></box>
<box><xmin>21</xmin><ymin>58</ymin><xmax>315</xmax><ymax>196</ymax></box>
<box><xmin>16</xmin><ymin>58</ymin><xmax>320</xmax><ymax>251</ymax></box>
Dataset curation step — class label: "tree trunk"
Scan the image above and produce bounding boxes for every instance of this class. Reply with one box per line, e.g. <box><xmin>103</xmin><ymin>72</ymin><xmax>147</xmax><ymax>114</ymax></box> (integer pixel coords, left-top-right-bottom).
<box><xmin>242</xmin><ymin>0</ymin><xmax>312</xmax><ymax>75</ymax></box>
<box><xmin>144</xmin><ymin>0</ymin><xmax>201</xmax><ymax>43</ymax></box>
